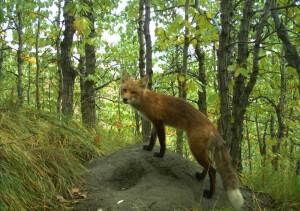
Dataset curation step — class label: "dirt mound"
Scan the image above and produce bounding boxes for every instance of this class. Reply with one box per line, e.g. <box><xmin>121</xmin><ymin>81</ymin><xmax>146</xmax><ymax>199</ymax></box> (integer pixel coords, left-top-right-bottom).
<box><xmin>76</xmin><ymin>144</ymin><xmax>270</xmax><ymax>211</ymax></box>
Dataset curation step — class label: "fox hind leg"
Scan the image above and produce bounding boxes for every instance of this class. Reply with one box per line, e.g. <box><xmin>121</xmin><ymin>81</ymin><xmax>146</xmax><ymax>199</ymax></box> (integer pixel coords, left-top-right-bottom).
<box><xmin>194</xmin><ymin>152</ymin><xmax>216</xmax><ymax>198</ymax></box>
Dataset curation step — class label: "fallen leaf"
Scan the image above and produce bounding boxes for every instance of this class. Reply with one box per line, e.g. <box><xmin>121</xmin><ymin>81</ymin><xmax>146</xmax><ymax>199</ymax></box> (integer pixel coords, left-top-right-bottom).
<box><xmin>72</xmin><ymin>188</ymin><xmax>80</xmax><ymax>194</ymax></box>
<box><xmin>56</xmin><ymin>195</ymin><xmax>65</xmax><ymax>203</ymax></box>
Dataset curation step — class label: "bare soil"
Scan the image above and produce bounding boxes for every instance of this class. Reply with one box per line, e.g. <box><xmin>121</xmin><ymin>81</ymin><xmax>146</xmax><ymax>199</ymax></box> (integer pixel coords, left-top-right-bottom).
<box><xmin>76</xmin><ymin>144</ymin><xmax>272</xmax><ymax>211</ymax></box>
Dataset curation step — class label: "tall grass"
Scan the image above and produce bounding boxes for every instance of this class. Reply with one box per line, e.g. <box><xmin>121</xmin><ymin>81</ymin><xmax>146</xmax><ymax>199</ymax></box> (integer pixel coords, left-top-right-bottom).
<box><xmin>243</xmin><ymin>165</ymin><xmax>300</xmax><ymax>210</ymax></box>
<box><xmin>0</xmin><ymin>109</ymin><xmax>134</xmax><ymax>210</ymax></box>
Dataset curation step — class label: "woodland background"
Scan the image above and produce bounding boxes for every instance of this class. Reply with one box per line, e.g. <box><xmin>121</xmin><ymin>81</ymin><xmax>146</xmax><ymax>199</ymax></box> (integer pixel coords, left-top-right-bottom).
<box><xmin>0</xmin><ymin>0</ymin><xmax>299</xmax><ymax>210</ymax></box>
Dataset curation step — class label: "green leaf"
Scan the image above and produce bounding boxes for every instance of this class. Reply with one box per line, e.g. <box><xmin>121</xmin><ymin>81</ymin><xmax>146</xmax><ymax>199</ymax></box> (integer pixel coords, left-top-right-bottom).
<box><xmin>227</xmin><ymin>64</ymin><xmax>236</xmax><ymax>72</ymax></box>
<box><xmin>239</xmin><ymin>68</ymin><xmax>248</xmax><ymax>77</ymax></box>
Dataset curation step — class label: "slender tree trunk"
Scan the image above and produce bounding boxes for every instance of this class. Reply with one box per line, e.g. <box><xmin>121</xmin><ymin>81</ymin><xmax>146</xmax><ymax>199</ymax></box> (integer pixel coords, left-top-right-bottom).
<box><xmin>138</xmin><ymin>0</ymin><xmax>150</xmax><ymax>142</ymax></box>
<box><xmin>231</xmin><ymin>0</ymin><xmax>254</xmax><ymax>171</ymax></box>
<box><xmin>195</xmin><ymin>0</ymin><xmax>207</xmax><ymax>115</ymax></box>
<box><xmin>27</xmin><ymin>63</ymin><xmax>31</xmax><ymax>105</ymax></box>
<box><xmin>61</xmin><ymin>0</ymin><xmax>76</xmax><ymax>117</ymax></box>
<box><xmin>217</xmin><ymin>0</ymin><xmax>234</xmax><ymax>145</ymax></box>
<box><xmin>35</xmin><ymin>9</ymin><xmax>41</xmax><ymax>110</ymax></box>
<box><xmin>81</xmin><ymin>0</ymin><xmax>96</xmax><ymax>128</ymax></box>
<box><xmin>16</xmin><ymin>10</ymin><xmax>24</xmax><ymax>107</ymax></box>
<box><xmin>271</xmin><ymin>0</ymin><xmax>300</xmax><ymax>95</ymax></box>
<box><xmin>176</xmin><ymin>0</ymin><xmax>190</xmax><ymax>156</ymax></box>
<box><xmin>245</xmin><ymin>117</ymin><xmax>252</xmax><ymax>174</ymax></box>
<box><xmin>56</xmin><ymin>0</ymin><xmax>63</xmax><ymax>113</ymax></box>
<box><xmin>0</xmin><ymin>40</ymin><xmax>4</xmax><ymax>102</ymax></box>
<box><xmin>143</xmin><ymin>0</ymin><xmax>152</xmax><ymax>143</ymax></box>
<box><xmin>272</xmin><ymin>48</ymin><xmax>286</xmax><ymax>170</ymax></box>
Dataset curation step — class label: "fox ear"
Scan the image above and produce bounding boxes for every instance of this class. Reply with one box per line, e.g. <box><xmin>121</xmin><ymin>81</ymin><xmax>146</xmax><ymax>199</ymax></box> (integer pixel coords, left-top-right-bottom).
<box><xmin>121</xmin><ymin>71</ymin><xmax>130</xmax><ymax>83</ymax></box>
<box><xmin>139</xmin><ymin>75</ymin><xmax>149</xmax><ymax>88</ymax></box>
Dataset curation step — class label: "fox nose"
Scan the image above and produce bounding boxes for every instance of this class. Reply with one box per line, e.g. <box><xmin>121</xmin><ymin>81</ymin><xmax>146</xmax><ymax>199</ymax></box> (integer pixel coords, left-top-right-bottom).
<box><xmin>123</xmin><ymin>98</ymin><xmax>128</xmax><ymax>103</ymax></box>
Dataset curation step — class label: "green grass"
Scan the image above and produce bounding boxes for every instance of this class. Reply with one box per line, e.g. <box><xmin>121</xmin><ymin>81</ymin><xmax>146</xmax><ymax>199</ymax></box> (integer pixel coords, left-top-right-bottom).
<box><xmin>243</xmin><ymin>166</ymin><xmax>300</xmax><ymax>210</ymax></box>
<box><xmin>0</xmin><ymin>109</ymin><xmax>136</xmax><ymax>210</ymax></box>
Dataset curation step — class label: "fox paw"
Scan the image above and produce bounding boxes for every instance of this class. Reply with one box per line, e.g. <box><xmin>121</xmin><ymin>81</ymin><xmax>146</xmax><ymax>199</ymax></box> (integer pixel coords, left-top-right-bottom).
<box><xmin>153</xmin><ymin>152</ymin><xmax>164</xmax><ymax>158</ymax></box>
<box><xmin>203</xmin><ymin>190</ymin><xmax>213</xmax><ymax>198</ymax></box>
<box><xmin>143</xmin><ymin>145</ymin><xmax>152</xmax><ymax>151</ymax></box>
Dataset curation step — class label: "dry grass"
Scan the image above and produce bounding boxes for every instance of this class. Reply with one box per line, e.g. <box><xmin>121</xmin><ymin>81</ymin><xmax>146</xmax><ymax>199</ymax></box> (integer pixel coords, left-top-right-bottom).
<box><xmin>0</xmin><ymin>109</ymin><xmax>105</xmax><ymax>210</ymax></box>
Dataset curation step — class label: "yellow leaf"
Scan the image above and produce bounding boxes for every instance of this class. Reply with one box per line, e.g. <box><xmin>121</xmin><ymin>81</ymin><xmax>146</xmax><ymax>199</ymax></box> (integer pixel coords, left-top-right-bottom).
<box><xmin>257</xmin><ymin>108</ymin><xmax>263</xmax><ymax>115</ymax></box>
<box><xmin>234</xmin><ymin>68</ymin><xmax>240</xmax><ymax>77</ymax></box>
<box><xmin>155</xmin><ymin>27</ymin><xmax>164</xmax><ymax>36</ymax></box>
<box><xmin>184</xmin><ymin>84</ymin><xmax>189</xmax><ymax>92</ymax></box>
<box><xmin>207</xmin><ymin>13</ymin><xmax>213</xmax><ymax>19</ymax></box>
<box><xmin>214</xmin><ymin>43</ymin><xmax>219</xmax><ymax>48</ymax></box>
<box><xmin>24</xmin><ymin>54</ymin><xmax>30</xmax><ymax>61</ymax></box>
<box><xmin>190</xmin><ymin>39</ymin><xmax>197</xmax><ymax>47</ymax></box>
<box><xmin>29</xmin><ymin>58</ymin><xmax>36</xmax><ymax>64</ymax></box>
<box><xmin>178</xmin><ymin>75</ymin><xmax>185</xmax><ymax>83</ymax></box>
<box><xmin>180</xmin><ymin>36</ymin><xmax>185</xmax><ymax>43</ymax></box>
<box><xmin>29</xmin><ymin>12</ymin><xmax>36</xmax><ymax>18</ymax></box>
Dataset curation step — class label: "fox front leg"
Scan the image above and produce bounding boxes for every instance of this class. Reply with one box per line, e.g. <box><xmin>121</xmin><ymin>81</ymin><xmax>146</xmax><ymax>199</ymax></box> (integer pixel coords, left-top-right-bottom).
<box><xmin>143</xmin><ymin>128</ymin><xmax>157</xmax><ymax>151</ymax></box>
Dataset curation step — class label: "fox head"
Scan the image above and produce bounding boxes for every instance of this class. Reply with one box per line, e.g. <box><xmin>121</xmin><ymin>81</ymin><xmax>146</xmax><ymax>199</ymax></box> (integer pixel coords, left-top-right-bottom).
<box><xmin>120</xmin><ymin>71</ymin><xmax>149</xmax><ymax>109</ymax></box>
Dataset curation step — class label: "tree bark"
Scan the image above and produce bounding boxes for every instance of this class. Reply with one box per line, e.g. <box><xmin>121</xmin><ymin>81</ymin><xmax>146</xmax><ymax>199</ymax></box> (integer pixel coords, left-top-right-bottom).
<box><xmin>56</xmin><ymin>0</ymin><xmax>63</xmax><ymax>113</ymax></box>
<box><xmin>35</xmin><ymin>9</ymin><xmax>41</xmax><ymax>110</ymax></box>
<box><xmin>60</xmin><ymin>0</ymin><xmax>76</xmax><ymax>117</ymax></box>
<box><xmin>231</xmin><ymin>0</ymin><xmax>254</xmax><ymax>170</ymax></box>
<box><xmin>271</xmin><ymin>0</ymin><xmax>300</xmax><ymax>95</ymax></box>
<box><xmin>195</xmin><ymin>0</ymin><xmax>207</xmax><ymax>115</ymax></box>
<box><xmin>217</xmin><ymin>0</ymin><xmax>234</xmax><ymax>145</ymax></box>
<box><xmin>176</xmin><ymin>0</ymin><xmax>190</xmax><ymax>156</ymax></box>
<box><xmin>143</xmin><ymin>0</ymin><xmax>152</xmax><ymax>143</ymax></box>
<box><xmin>16</xmin><ymin>10</ymin><xmax>24</xmax><ymax>107</ymax></box>
<box><xmin>138</xmin><ymin>0</ymin><xmax>150</xmax><ymax>142</ymax></box>
<box><xmin>0</xmin><ymin>39</ymin><xmax>4</xmax><ymax>101</ymax></box>
<box><xmin>81</xmin><ymin>0</ymin><xmax>96</xmax><ymax>128</ymax></box>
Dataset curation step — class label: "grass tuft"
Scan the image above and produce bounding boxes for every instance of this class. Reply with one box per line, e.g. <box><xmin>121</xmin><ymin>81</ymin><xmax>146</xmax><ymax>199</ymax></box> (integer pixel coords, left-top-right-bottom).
<box><xmin>244</xmin><ymin>166</ymin><xmax>300</xmax><ymax>210</ymax></box>
<box><xmin>0</xmin><ymin>109</ymin><xmax>135</xmax><ymax>210</ymax></box>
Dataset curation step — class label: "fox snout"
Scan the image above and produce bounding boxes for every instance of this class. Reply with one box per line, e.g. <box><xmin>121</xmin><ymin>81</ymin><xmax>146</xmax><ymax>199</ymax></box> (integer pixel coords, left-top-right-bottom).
<box><xmin>122</xmin><ymin>97</ymin><xmax>129</xmax><ymax>104</ymax></box>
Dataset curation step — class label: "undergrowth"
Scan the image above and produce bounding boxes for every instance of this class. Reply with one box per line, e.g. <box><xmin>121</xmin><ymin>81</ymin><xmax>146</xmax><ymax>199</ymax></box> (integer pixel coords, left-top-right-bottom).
<box><xmin>243</xmin><ymin>166</ymin><xmax>300</xmax><ymax>210</ymax></box>
<box><xmin>0</xmin><ymin>109</ymin><xmax>135</xmax><ymax>210</ymax></box>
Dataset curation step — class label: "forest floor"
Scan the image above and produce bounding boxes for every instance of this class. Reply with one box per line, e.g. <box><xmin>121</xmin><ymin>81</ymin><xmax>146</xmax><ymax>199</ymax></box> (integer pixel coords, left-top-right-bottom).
<box><xmin>75</xmin><ymin>144</ymin><xmax>274</xmax><ymax>211</ymax></box>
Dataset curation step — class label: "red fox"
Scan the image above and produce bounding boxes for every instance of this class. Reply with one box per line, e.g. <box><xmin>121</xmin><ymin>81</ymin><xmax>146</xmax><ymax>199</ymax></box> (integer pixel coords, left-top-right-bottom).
<box><xmin>120</xmin><ymin>71</ymin><xmax>244</xmax><ymax>209</ymax></box>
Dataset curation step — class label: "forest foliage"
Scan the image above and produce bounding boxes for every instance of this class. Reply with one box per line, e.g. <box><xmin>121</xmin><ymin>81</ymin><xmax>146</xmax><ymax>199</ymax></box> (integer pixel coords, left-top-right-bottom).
<box><xmin>0</xmin><ymin>0</ymin><xmax>299</xmax><ymax>210</ymax></box>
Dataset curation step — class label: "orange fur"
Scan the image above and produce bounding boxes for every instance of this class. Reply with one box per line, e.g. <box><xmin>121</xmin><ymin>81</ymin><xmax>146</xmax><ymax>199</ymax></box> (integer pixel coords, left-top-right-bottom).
<box><xmin>120</xmin><ymin>71</ymin><xmax>244</xmax><ymax>209</ymax></box>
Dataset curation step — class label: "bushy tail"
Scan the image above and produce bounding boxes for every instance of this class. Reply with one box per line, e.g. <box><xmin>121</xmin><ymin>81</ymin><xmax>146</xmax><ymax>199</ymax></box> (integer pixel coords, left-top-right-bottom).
<box><xmin>209</xmin><ymin>130</ymin><xmax>244</xmax><ymax>209</ymax></box>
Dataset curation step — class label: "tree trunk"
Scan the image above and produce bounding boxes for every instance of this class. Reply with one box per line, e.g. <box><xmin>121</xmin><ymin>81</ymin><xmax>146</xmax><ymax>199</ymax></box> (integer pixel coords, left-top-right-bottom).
<box><xmin>60</xmin><ymin>0</ymin><xmax>76</xmax><ymax>117</ymax></box>
<box><xmin>81</xmin><ymin>0</ymin><xmax>96</xmax><ymax>128</ymax></box>
<box><xmin>176</xmin><ymin>0</ymin><xmax>190</xmax><ymax>156</ymax></box>
<box><xmin>138</xmin><ymin>0</ymin><xmax>150</xmax><ymax>142</ymax></box>
<box><xmin>56</xmin><ymin>0</ymin><xmax>63</xmax><ymax>113</ymax></box>
<box><xmin>35</xmin><ymin>9</ymin><xmax>41</xmax><ymax>110</ymax></box>
<box><xmin>143</xmin><ymin>0</ymin><xmax>152</xmax><ymax>143</ymax></box>
<box><xmin>245</xmin><ymin>117</ymin><xmax>252</xmax><ymax>174</ymax></box>
<box><xmin>16</xmin><ymin>10</ymin><xmax>24</xmax><ymax>107</ymax></box>
<box><xmin>231</xmin><ymin>0</ymin><xmax>254</xmax><ymax>171</ymax></box>
<box><xmin>217</xmin><ymin>0</ymin><xmax>234</xmax><ymax>146</ymax></box>
<box><xmin>272</xmin><ymin>48</ymin><xmax>286</xmax><ymax>170</ymax></box>
<box><xmin>271</xmin><ymin>0</ymin><xmax>300</xmax><ymax>95</ymax></box>
<box><xmin>195</xmin><ymin>0</ymin><xmax>207</xmax><ymax>115</ymax></box>
<box><xmin>27</xmin><ymin>63</ymin><xmax>31</xmax><ymax>105</ymax></box>
<box><xmin>0</xmin><ymin>40</ymin><xmax>4</xmax><ymax>101</ymax></box>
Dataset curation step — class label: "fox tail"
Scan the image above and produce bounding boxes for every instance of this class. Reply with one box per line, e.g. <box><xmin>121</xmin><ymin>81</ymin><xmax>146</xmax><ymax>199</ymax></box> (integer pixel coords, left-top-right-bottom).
<box><xmin>209</xmin><ymin>130</ymin><xmax>244</xmax><ymax>209</ymax></box>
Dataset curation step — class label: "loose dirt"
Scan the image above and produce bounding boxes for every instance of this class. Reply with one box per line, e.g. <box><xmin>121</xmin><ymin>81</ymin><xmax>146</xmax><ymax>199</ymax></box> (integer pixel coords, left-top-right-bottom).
<box><xmin>76</xmin><ymin>144</ymin><xmax>271</xmax><ymax>211</ymax></box>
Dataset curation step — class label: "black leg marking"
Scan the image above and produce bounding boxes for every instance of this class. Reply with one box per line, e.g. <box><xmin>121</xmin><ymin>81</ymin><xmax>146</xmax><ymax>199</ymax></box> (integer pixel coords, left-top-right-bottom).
<box><xmin>152</xmin><ymin>121</ymin><xmax>166</xmax><ymax>158</ymax></box>
<box><xmin>143</xmin><ymin>128</ymin><xmax>157</xmax><ymax>151</ymax></box>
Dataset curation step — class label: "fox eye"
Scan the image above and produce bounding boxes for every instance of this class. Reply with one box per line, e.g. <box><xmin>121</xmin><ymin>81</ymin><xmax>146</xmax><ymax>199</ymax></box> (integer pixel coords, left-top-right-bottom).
<box><xmin>131</xmin><ymin>91</ymin><xmax>137</xmax><ymax>94</ymax></box>
<box><xmin>122</xmin><ymin>88</ymin><xmax>127</xmax><ymax>92</ymax></box>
